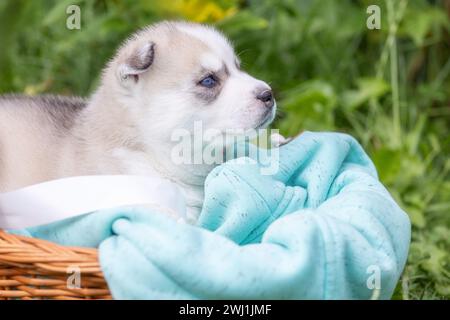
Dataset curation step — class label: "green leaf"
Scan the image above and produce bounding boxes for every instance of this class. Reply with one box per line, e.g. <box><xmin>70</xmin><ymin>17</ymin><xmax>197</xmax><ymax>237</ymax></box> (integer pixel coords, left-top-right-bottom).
<box><xmin>217</xmin><ymin>10</ymin><xmax>268</xmax><ymax>34</ymax></box>
<box><xmin>43</xmin><ymin>0</ymin><xmax>83</xmax><ymax>27</ymax></box>
<box><xmin>278</xmin><ymin>80</ymin><xmax>336</xmax><ymax>133</ymax></box>
<box><xmin>400</xmin><ymin>7</ymin><xmax>450</xmax><ymax>46</ymax></box>
<box><xmin>408</xmin><ymin>207</ymin><xmax>426</xmax><ymax>229</ymax></box>
<box><xmin>371</xmin><ymin>147</ymin><xmax>402</xmax><ymax>184</ymax></box>
<box><xmin>341</xmin><ymin>77</ymin><xmax>390</xmax><ymax>111</ymax></box>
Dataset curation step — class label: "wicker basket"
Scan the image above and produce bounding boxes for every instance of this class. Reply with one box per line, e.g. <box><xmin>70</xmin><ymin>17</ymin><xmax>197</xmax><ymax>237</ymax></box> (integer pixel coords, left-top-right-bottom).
<box><xmin>0</xmin><ymin>230</ymin><xmax>111</xmax><ymax>300</ymax></box>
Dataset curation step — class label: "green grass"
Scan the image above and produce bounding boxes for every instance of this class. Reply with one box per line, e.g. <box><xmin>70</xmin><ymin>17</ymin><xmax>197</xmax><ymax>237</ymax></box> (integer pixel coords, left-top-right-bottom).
<box><xmin>0</xmin><ymin>0</ymin><xmax>449</xmax><ymax>299</ymax></box>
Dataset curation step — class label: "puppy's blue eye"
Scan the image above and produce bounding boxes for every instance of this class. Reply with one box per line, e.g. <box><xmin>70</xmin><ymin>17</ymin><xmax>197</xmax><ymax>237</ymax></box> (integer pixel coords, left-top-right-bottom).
<box><xmin>199</xmin><ymin>75</ymin><xmax>217</xmax><ymax>88</ymax></box>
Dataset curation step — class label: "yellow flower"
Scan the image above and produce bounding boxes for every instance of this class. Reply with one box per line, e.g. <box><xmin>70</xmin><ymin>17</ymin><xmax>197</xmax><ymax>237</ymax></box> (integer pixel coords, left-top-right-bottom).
<box><xmin>24</xmin><ymin>79</ymin><xmax>53</xmax><ymax>95</ymax></box>
<box><xmin>161</xmin><ymin>0</ymin><xmax>237</xmax><ymax>23</ymax></box>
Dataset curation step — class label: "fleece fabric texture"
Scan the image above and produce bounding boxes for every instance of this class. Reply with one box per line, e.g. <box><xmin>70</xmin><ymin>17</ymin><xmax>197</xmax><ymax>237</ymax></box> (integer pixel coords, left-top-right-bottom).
<box><xmin>13</xmin><ymin>132</ymin><xmax>411</xmax><ymax>299</ymax></box>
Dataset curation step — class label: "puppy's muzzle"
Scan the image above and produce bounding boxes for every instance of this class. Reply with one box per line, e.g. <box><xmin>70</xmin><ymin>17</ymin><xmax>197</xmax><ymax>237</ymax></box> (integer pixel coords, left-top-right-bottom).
<box><xmin>256</xmin><ymin>89</ymin><xmax>274</xmax><ymax>109</ymax></box>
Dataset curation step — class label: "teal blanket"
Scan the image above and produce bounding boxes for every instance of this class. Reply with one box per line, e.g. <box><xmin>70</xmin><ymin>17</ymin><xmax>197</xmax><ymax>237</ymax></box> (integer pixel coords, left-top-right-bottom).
<box><xmin>14</xmin><ymin>132</ymin><xmax>411</xmax><ymax>299</ymax></box>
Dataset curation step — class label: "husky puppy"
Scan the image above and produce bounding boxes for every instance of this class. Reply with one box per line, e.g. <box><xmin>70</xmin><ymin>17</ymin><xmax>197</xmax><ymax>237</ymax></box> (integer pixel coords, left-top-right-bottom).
<box><xmin>0</xmin><ymin>21</ymin><xmax>276</xmax><ymax>221</ymax></box>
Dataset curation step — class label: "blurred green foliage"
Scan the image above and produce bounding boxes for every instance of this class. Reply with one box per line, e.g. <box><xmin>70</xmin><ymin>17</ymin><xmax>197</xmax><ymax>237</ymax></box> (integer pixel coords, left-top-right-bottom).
<box><xmin>0</xmin><ymin>0</ymin><xmax>449</xmax><ymax>299</ymax></box>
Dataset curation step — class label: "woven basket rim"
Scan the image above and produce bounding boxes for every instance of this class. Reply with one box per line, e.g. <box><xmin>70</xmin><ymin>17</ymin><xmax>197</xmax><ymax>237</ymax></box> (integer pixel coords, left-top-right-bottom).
<box><xmin>0</xmin><ymin>229</ymin><xmax>111</xmax><ymax>299</ymax></box>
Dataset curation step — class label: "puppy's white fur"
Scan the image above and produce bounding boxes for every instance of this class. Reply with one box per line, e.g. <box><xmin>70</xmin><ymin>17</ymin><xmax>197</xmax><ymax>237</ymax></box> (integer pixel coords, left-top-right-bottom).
<box><xmin>0</xmin><ymin>21</ymin><xmax>276</xmax><ymax>221</ymax></box>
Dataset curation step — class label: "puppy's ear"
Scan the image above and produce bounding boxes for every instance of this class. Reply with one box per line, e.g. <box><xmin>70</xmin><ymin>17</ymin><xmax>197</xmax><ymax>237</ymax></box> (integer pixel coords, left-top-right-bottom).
<box><xmin>117</xmin><ymin>42</ymin><xmax>155</xmax><ymax>85</ymax></box>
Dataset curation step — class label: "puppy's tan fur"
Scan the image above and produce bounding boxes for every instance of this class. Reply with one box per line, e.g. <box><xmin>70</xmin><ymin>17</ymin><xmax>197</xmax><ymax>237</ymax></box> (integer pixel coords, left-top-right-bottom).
<box><xmin>0</xmin><ymin>22</ymin><xmax>275</xmax><ymax>221</ymax></box>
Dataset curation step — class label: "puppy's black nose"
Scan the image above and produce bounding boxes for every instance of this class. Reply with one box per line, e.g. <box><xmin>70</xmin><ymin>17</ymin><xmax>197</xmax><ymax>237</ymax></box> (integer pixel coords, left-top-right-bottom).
<box><xmin>256</xmin><ymin>89</ymin><xmax>274</xmax><ymax>109</ymax></box>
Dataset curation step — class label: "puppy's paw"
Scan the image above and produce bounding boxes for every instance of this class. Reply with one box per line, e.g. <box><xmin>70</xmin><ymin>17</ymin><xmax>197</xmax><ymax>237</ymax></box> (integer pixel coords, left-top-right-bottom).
<box><xmin>270</xmin><ymin>133</ymin><xmax>291</xmax><ymax>148</ymax></box>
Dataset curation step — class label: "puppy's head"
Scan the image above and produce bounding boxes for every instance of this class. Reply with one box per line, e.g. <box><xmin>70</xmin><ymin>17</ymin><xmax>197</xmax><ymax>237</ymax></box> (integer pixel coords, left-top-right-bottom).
<box><xmin>106</xmin><ymin>21</ymin><xmax>275</xmax><ymax>143</ymax></box>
